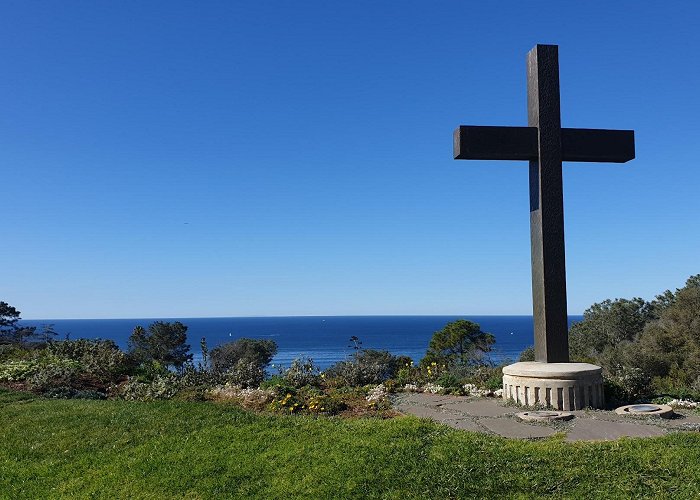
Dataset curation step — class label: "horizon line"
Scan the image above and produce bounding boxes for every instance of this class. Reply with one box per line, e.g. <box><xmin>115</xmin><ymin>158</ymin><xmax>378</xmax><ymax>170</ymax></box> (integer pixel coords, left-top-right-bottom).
<box><xmin>20</xmin><ymin>312</ymin><xmax>586</xmax><ymax>321</ymax></box>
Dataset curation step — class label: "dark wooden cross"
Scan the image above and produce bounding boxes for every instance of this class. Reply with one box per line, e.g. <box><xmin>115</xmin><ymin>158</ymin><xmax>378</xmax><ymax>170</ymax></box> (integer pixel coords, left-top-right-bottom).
<box><xmin>453</xmin><ymin>44</ymin><xmax>635</xmax><ymax>363</ymax></box>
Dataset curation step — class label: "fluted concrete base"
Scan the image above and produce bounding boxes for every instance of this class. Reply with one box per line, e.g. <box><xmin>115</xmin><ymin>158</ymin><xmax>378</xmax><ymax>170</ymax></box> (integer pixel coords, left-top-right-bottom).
<box><xmin>502</xmin><ymin>362</ymin><xmax>604</xmax><ymax>410</ymax></box>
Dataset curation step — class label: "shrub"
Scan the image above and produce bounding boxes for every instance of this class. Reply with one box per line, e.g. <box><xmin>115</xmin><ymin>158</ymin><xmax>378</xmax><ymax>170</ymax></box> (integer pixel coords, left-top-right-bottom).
<box><xmin>463</xmin><ymin>365</ymin><xmax>504</xmax><ymax>391</ymax></box>
<box><xmin>207</xmin><ymin>384</ymin><xmax>275</xmax><ymax>409</ymax></box>
<box><xmin>42</xmin><ymin>387</ymin><xmax>105</xmax><ymax>399</ymax></box>
<box><xmin>307</xmin><ymin>392</ymin><xmax>347</xmax><ymax>415</ymax></box>
<box><xmin>325</xmin><ymin>350</ymin><xmax>409</xmax><ymax>386</ymax></box>
<box><xmin>268</xmin><ymin>387</ymin><xmax>348</xmax><ymax>415</ymax></box>
<box><xmin>225</xmin><ymin>359</ymin><xmax>265</xmax><ymax>388</ymax></box>
<box><xmin>569</xmin><ymin>298</ymin><xmax>653</xmax><ymax>362</ymax></box>
<box><xmin>25</xmin><ymin>359</ymin><xmax>83</xmax><ymax>391</ymax></box>
<box><xmin>564</xmin><ymin>274</ymin><xmax>700</xmax><ymax>399</ymax></box>
<box><xmin>210</xmin><ymin>339</ymin><xmax>277</xmax><ymax>374</ymax></box>
<box><xmin>436</xmin><ymin>373</ymin><xmax>461</xmax><ymax>391</ymax></box>
<box><xmin>0</xmin><ymin>359</ymin><xmax>42</xmax><ymax>382</ymax></box>
<box><xmin>604</xmin><ymin>366</ymin><xmax>651</xmax><ymax>405</ymax></box>
<box><xmin>283</xmin><ymin>357</ymin><xmax>321</xmax><ymax>388</ymax></box>
<box><xmin>259</xmin><ymin>375</ymin><xmax>287</xmax><ymax>390</ymax></box>
<box><xmin>519</xmin><ymin>346</ymin><xmax>535</xmax><ymax>362</ymax></box>
<box><xmin>420</xmin><ymin>361</ymin><xmax>448</xmax><ymax>383</ymax></box>
<box><xmin>171</xmin><ymin>364</ymin><xmax>225</xmax><ymax>400</ymax></box>
<box><xmin>117</xmin><ymin>375</ymin><xmax>179</xmax><ymax>401</ymax></box>
<box><xmin>47</xmin><ymin>339</ymin><xmax>128</xmax><ymax>382</ymax></box>
<box><xmin>116</xmin><ymin>363</ymin><xmax>226</xmax><ymax>401</ymax></box>
<box><xmin>269</xmin><ymin>390</ymin><xmax>304</xmax><ymax>414</ymax></box>
<box><xmin>133</xmin><ymin>360</ymin><xmax>170</xmax><ymax>381</ymax></box>
<box><xmin>0</xmin><ymin>344</ymin><xmax>29</xmax><ymax>362</ymax></box>
<box><xmin>260</xmin><ymin>376</ymin><xmax>298</xmax><ymax>399</ymax></box>
<box><xmin>394</xmin><ymin>362</ymin><xmax>417</xmax><ymax>387</ymax></box>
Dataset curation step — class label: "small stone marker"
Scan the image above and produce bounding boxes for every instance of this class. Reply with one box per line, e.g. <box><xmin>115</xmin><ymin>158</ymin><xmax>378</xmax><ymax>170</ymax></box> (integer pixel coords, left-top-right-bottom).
<box><xmin>615</xmin><ymin>404</ymin><xmax>674</xmax><ymax>419</ymax></box>
<box><xmin>453</xmin><ymin>45</ymin><xmax>635</xmax><ymax>411</ymax></box>
<box><xmin>516</xmin><ymin>410</ymin><xmax>574</xmax><ymax>422</ymax></box>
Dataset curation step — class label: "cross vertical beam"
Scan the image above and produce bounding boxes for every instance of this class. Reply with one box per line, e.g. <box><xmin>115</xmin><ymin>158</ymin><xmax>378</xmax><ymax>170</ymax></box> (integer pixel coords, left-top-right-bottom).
<box><xmin>527</xmin><ymin>45</ymin><xmax>569</xmax><ymax>363</ymax></box>
<box><xmin>453</xmin><ymin>44</ymin><xmax>635</xmax><ymax>365</ymax></box>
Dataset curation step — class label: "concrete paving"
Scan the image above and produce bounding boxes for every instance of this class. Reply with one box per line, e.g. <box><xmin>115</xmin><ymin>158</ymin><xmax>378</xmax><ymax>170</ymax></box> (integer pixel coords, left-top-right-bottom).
<box><xmin>478</xmin><ymin>417</ymin><xmax>558</xmax><ymax>439</ymax></box>
<box><xmin>392</xmin><ymin>392</ymin><xmax>700</xmax><ymax>442</ymax></box>
<box><xmin>565</xmin><ymin>419</ymin><xmax>666</xmax><ymax>442</ymax></box>
<box><xmin>440</xmin><ymin>399</ymin><xmax>518</xmax><ymax>418</ymax></box>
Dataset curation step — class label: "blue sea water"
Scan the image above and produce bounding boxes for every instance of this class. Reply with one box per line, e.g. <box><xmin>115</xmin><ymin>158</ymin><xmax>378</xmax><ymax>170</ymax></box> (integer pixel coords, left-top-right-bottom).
<box><xmin>19</xmin><ymin>315</ymin><xmax>583</xmax><ymax>369</ymax></box>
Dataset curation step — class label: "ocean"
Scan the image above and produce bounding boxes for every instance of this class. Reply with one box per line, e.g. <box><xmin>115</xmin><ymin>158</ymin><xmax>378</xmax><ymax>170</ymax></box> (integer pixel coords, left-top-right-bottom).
<box><xmin>19</xmin><ymin>315</ymin><xmax>583</xmax><ymax>369</ymax></box>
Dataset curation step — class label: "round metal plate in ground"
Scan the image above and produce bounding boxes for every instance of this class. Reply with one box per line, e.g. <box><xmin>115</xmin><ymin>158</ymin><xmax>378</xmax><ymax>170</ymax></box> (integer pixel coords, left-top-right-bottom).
<box><xmin>516</xmin><ymin>410</ymin><xmax>574</xmax><ymax>422</ymax></box>
<box><xmin>614</xmin><ymin>404</ymin><xmax>674</xmax><ymax>419</ymax></box>
<box><xmin>629</xmin><ymin>404</ymin><xmax>662</xmax><ymax>413</ymax></box>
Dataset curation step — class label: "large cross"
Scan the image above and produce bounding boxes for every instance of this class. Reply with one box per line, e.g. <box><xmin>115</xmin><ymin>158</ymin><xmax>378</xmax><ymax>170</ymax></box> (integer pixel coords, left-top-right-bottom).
<box><xmin>453</xmin><ymin>44</ymin><xmax>635</xmax><ymax>363</ymax></box>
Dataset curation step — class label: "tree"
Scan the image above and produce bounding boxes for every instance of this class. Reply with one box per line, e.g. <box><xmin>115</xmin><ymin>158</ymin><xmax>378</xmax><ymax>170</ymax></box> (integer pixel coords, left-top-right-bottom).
<box><xmin>128</xmin><ymin>321</ymin><xmax>192</xmax><ymax>370</ymax></box>
<box><xmin>0</xmin><ymin>301</ymin><xmax>22</xmax><ymax>343</ymax></box>
<box><xmin>422</xmin><ymin>320</ymin><xmax>495</xmax><ymax>368</ymax></box>
<box><xmin>38</xmin><ymin>323</ymin><xmax>59</xmax><ymax>343</ymax></box>
<box><xmin>629</xmin><ymin>274</ymin><xmax>700</xmax><ymax>382</ymax></box>
<box><xmin>568</xmin><ymin>297</ymin><xmax>653</xmax><ymax>361</ymax></box>
<box><xmin>209</xmin><ymin>338</ymin><xmax>277</xmax><ymax>373</ymax></box>
<box><xmin>0</xmin><ymin>301</ymin><xmax>37</xmax><ymax>346</ymax></box>
<box><xmin>566</xmin><ymin>274</ymin><xmax>700</xmax><ymax>399</ymax></box>
<box><xmin>14</xmin><ymin>326</ymin><xmax>37</xmax><ymax>346</ymax></box>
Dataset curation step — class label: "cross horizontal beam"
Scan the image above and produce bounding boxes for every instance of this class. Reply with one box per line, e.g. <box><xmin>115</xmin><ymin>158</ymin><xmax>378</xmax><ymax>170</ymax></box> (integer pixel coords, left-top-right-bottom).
<box><xmin>453</xmin><ymin>125</ymin><xmax>635</xmax><ymax>163</ymax></box>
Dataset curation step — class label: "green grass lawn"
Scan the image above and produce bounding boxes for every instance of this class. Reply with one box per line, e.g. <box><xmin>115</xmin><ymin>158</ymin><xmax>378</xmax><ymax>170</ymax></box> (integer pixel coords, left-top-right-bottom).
<box><xmin>1</xmin><ymin>389</ymin><xmax>699</xmax><ymax>499</ymax></box>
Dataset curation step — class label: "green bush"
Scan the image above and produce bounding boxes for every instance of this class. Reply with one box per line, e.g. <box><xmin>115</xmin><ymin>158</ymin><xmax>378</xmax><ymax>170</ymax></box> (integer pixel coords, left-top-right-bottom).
<box><xmin>133</xmin><ymin>360</ymin><xmax>170</xmax><ymax>381</ymax></box>
<box><xmin>116</xmin><ymin>364</ymin><xmax>225</xmax><ymax>402</ymax></box>
<box><xmin>42</xmin><ymin>387</ymin><xmax>105</xmax><ymax>399</ymax></box>
<box><xmin>25</xmin><ymin>359</ymin><xmax>84</xmax><ymax>391</ymax></box>
<box><xmin>650</xmin><ymin>374</ymin><xmax>700</xmax><ymax>401</ymax></box>
<box><xmin>436</xmin><ymin>373</ymin><xmax>461</xmax><ymax>390</ymax></box>
<box><xmin>565</xmin><ymin>274</ymin><xmax>700</xmax><ymax>400</ymax></box>
<box><xmin>519</xmin><ymin>346</ymin><xmax>535</xmax><ymax>362</ymax></box>
<box><xmin>259</xmin><ymin>375</ymin><xmax>297</xmax><ymax>397</ymax></box>
<box><xmin>259</xmin><ymin>375</ymin><xmax>286</xmax><ymax>389</ymax></box>
<box><xmin>0</xmin><ymin>359</ymin><xmax>42</xmax><ymax>382</ymax></box>
<box><xmin>117</xmin><ymin>375</ymin><xmax>179</xmax><ymax>401</ymax></box>
<box><xmin>210</xmin><ymin>338</ymin><xmax>277</xmax><ymax>374</ymax></box>
<box><xmin>325</xmin><ymin>350</ymin><xmax>409</xmax><ymax>386</ymax></box>
<box><xmin>569</xmin><ymin>298</ymin><xmax>654</xmax><ymax>362</ymax></box>
<box><xmin>47</xmin><ymin>339</ymin><xmax>129</xmax><ymax>382</ymax></box>
<box><xmin>464</xmin><ymin>365</ymin><xmax>504</xmax><ymax>391</ymax></box>
<box><xmin>172</xmin><ymin>364</ymin><xmax>225</xmax><ymax>400</ymax></box>
<box><xmin>283</xmin><ymin>357</ymin><xmax>321</xmax><ymax>388</ymax></box>
<box><xmin>224</xmin><ymin>359</ymin><xmax>265</xmax><ymax>388</ymax></box>
<box><xmin>268</xmin><ymin>386</ymin><xmax>348</xmax><ymax>415</ymax></box>
<box><xmin>0</xmin><ymin>344</ymin><xmax>31</xmax><ymax>362</ymax></box>
<box><xmin>603</xmin><ymin>366</ymin><xmax>651</xmax><ymax>404</ymax></box>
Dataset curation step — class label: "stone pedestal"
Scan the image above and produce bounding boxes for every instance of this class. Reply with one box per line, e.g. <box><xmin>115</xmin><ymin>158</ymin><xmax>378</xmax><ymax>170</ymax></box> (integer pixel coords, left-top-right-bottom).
<box><xmin>502</xmin><ymin>362</ymin><xmax>604</xmax><ymax>410</ymax></box>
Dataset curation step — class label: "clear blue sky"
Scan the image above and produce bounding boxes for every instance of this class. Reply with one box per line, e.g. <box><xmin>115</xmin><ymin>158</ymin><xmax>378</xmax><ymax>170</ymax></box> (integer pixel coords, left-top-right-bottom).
<box><xmin>2</xmin><ymin>1</ymin><xmax>698</xmax><ymax>319</ymax></box>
